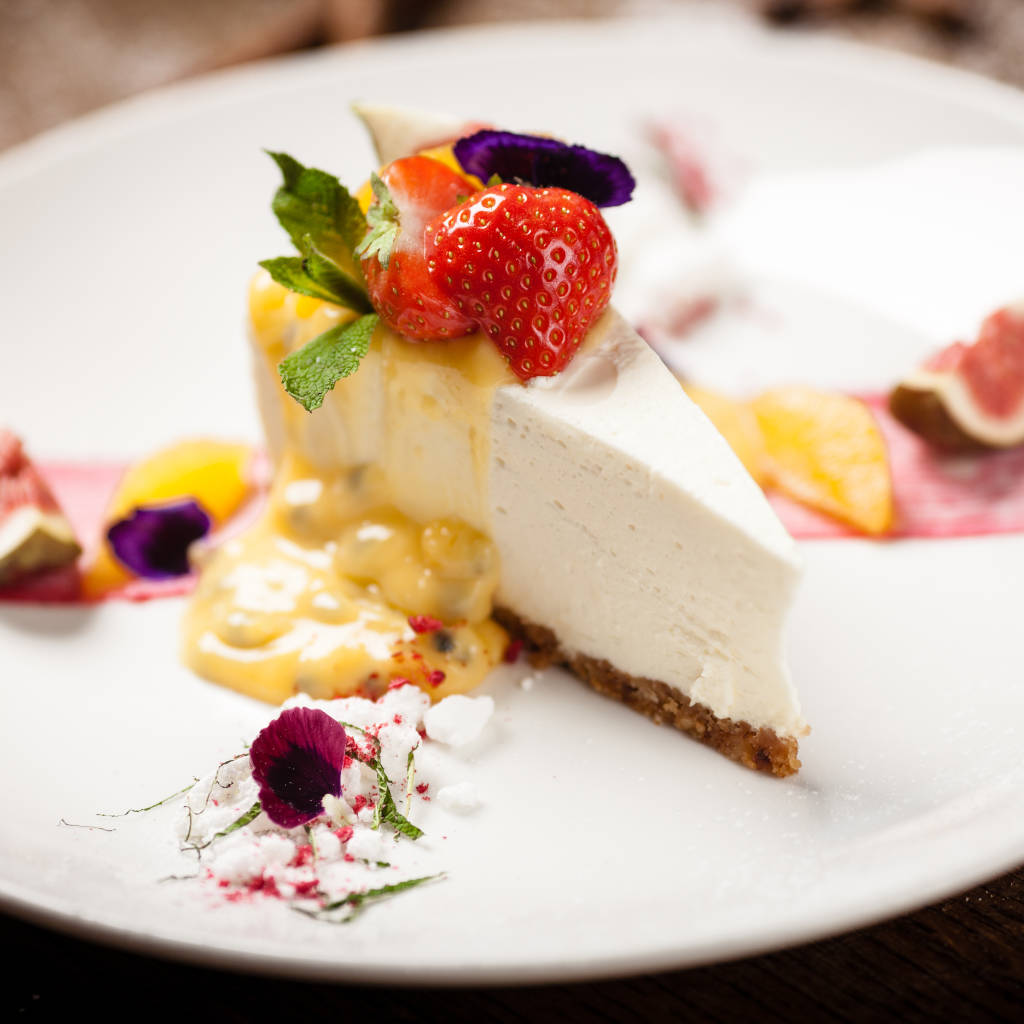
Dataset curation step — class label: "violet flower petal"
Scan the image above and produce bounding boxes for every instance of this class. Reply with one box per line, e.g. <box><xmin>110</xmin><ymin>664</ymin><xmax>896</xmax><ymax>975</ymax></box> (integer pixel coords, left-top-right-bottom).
<box><xmin>453</xmin><ymin>130</ymin><xmax>635</xmax><ymax>208</ymax></box>
<box><xmin>106</xmin><ymin>499</ymin><xmax>211</xmax><ymax>580</ymax></box>
<box><xmin>249</xmin><ymin>707</ymin><xmax>347</xmax><ymax>829</ymax></box>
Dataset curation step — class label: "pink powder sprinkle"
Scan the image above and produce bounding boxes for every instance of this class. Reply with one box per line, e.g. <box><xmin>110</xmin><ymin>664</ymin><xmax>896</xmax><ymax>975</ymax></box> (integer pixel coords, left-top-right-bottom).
<box><xmin>503</xmin><ymin>638</ymin><xmax>523</xmax><ymax>664</ymax></box>
<box><xmin>388</xmin><ymin>676</ymin><xmax>412</xmax><ymax>690</ymax></box>
<box><xmin>408</xmin><ymin>614</ymin><xmax>444</xmax><ymax>634</ymax></box>
<box><xmin>292</xmin><ymin>844</ymin><xmax>315</xmax><ymax>868</ymax></box>
<box><xmin>335</xmin><ymin>825</ymin><xmax>354</xmax><ymax>843</ymax></box>
<box><xmin>416</xmin><ymin>783</ymin><xmax>429</xmax><ymax>795</ymax></box>
<box><xmin>428</xmin><ymin>669</ymin><xmax>446</xmax><ymax>687</ymax></box>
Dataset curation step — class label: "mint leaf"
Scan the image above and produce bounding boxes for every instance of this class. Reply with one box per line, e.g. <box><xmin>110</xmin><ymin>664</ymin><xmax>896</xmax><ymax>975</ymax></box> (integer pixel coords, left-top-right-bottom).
<box><xmin>353</xmin><ymin>173</ymin><xmax>399</xmax><ymax>269</ymax></box>
<box><xmin>372</xmin><ymin>755</ymin><xmax>423</xmax><ymax>840</ymax></box>
<box><xmin>277</xmin><ymin>314</ymin><xmax>378</xmax><ymax>412</ymax></box>
<box><xmin>259</xmin><ymin>238</ymin><xmax>372</xmax><ymax>314</ymax></box>
<box><xmin>300</xmin><ymin>235</ymin><xmax>373</xmax><ymax>313</ymax></box>
<box><xmin>294</xmin><ymin>874</ymin><xmax>444</xmax><ymax>923</ymax></box>
<box><xmin>267</xmin><ymin>151</ymin><xmax>366</xmax><ymax>266</ymax></box>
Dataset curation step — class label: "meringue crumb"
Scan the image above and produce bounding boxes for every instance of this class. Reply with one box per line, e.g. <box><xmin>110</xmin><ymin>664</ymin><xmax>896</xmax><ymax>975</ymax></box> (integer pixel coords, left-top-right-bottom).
<box><xmin>437</xmin><ymin>782</ymin><xmax>482</xmax><ymax>815</ymax></box>
<box><xmin>424</xmin><ymin>695</ymin><xmax>494</xmax><ymax>747</ymax></box>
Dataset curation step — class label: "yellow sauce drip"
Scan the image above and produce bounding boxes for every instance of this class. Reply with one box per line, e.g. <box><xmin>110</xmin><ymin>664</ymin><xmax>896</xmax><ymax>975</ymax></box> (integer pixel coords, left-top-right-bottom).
<box><xmin>182</xmin><ymin>274</ymin><xmax>514</xmax><ymax>705</ymax></box>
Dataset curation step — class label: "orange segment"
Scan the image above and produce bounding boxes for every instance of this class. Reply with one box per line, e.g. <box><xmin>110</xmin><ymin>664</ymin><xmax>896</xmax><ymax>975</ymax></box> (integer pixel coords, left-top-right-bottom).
<box><xmin>751</xmin><ymin>387</ymin><xmax>894</xmax><ymax>535</ymax></box>
<box><xmin>82</xmin><ymin>439</ymin><xmax>253</xmax><ymax>596</ymax></box>
<box><xmin>683</xmin><ymin>383</ymin><xmax>767</xmax><ymax>485</ymax></box>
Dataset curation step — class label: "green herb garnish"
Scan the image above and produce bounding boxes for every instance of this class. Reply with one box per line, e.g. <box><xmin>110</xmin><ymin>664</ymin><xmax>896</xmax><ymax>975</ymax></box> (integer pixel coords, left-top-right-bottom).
<box><xmin>261</xmin><ymin>151</ymin><xmax>379</xmax><ymax>412</ymax></box>
<box><xmin>97</xmin><ymin>779</ymin><xmax>198</xmax><ymax>817</ymax></box>
<box><xmin>372</xmin><ymin>755</ymin><xmax>423</xmax><ymax>841</ymax></box>
<box><xmin>277</xmin><ymin>314</ymin><xmax>378</xmax><ymax>412</ymax></box>
<box><xmin>266</xmin><ymin>151</ymin><xmax>366</xmax><ymax>266</ymax></box>
<box><xmin>186</xmin><ymin>801</ymin><xmax>262</xmax><ymax>852</ymax></box>
<box><xmin>294</xmin><ymin>874</ymin><xmax>444</xmax><ymax>924</ymax></box>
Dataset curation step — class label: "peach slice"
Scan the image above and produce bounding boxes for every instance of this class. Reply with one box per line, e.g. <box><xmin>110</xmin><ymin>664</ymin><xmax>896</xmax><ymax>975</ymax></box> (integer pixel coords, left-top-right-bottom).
<box><xmin>751</xmin><ymin>387</ymin><xmax>894</xmax><ymax>536</ymax></box>
<box><xmin>683</xmin><ymin>383</ymin><xmax>767</xmax><ymax>485</ymax></box>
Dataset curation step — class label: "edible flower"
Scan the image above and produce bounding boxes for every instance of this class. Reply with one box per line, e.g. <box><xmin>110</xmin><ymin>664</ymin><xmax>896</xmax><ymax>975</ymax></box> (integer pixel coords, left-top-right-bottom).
<box><xmin>452</xmin><ymin>130</ymin><xmax>635</xmax><ymax>208</ymax></box>
<box><xmin>249</xmin><ymin>707</ymin><xmax>348</xmax><ymax>828</ymax></box>
<box><xmin>106</xmin><ymin>499</ymin><xmax>211</xmax><ymax>579</ymax></box>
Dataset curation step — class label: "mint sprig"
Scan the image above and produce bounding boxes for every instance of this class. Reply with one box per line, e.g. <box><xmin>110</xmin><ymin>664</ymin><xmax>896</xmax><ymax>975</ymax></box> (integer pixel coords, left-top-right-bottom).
<box><xmin>262</xmin><ymin>151</ymin><xmax>381</xmax><ymax>410</ymax></box>
<box><xmin>259</xmin><ymin>235</ymin><xmax>371</xmax><ymax>314</ymax></box>
<box><xmin>278</xmin><ymin>314</ymin><xmax>379</xmax><ymax>412</ymax></box>
<box><xmin>267</xmin><ymin>151</ymin><xmax>367</xmax><ymax>267</ymax></box>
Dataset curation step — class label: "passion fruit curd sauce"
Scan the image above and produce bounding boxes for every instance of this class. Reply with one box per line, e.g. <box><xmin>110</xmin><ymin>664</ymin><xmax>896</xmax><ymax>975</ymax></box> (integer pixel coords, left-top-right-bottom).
<box><xmin>181</xmin><ymin>273</ymin><xmax>512</xmax><ymax>705</ymax></box>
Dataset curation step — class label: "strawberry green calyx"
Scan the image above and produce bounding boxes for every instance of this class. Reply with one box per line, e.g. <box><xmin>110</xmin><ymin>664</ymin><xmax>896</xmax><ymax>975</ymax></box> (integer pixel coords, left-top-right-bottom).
<box><xmin>354</xmin><ymin>173</ymin><xmax>400</xmax><ymax>270</ymax></box>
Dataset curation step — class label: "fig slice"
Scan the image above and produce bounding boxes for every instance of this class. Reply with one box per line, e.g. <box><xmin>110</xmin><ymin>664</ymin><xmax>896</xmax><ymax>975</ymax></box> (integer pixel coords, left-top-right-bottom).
<box><xmin>890</xmin><ymin>302</ymin><xmax>1024</xmax><ymax>451</ymax></box>
<box><xmin>0</xmin><ymin>429</ymin><xmax>81</xmax><ymax>587</ymax></box>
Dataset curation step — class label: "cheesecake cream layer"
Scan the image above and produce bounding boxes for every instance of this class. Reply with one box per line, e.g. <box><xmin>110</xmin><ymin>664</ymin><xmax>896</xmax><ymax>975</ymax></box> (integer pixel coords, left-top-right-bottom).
<box><xmin>245</xmin><ymin>276</ymin><xmax>805</xmax><ymax>740</ymax></box>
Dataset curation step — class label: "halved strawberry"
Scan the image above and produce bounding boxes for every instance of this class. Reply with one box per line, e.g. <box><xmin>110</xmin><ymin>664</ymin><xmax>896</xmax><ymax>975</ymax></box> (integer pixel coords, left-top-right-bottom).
<box><xmin>425</xmin><ymin>184</ymin><xmax>617</xmax><ymax>379</ymax></box>
<box><xmin>357</xmin><ymin>156</ymin><xmax>477</xmax><ymax>341</ymax></box>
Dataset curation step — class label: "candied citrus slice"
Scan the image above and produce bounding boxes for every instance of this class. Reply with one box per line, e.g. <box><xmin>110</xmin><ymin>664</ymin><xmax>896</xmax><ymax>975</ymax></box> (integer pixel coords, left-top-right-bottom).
<box><xmin>751</xmin><ymin>387</ymin><xmax>894</xmax><ymax>535</ymax></box>
<box><xmin>82</xmin><ymin>439</ymin><xmax>253</xmax><ymax>596</ymax></box>
<box><xmin>683</xmin><ymin>383</ymin><xmax>766</xmax><ymax>485</ymax></box>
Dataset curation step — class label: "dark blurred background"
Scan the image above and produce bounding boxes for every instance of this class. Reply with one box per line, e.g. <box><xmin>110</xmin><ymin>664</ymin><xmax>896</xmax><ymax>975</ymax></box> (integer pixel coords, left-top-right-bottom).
<box><xmin>3</xmin><ymin>0</ymin><xmax>1024</xmax><ymax>152</ymax></box>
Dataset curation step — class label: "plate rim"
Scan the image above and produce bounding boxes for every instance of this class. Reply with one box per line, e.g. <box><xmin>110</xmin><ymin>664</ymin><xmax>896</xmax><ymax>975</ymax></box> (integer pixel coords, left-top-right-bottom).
<box><xmin>2</xmin><ymin>8</ymin><xmax>1024</xmax><ymax>984</ymax></box>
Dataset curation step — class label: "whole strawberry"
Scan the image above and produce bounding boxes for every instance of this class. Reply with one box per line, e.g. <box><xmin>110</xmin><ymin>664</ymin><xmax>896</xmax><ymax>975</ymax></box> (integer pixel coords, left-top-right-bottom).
<box><xmin>357</xmin><ymin>155</ymin><xmax>477</xmax><ymax>341</ymax></box>
<box><xmin>425</xmin><ymin>184</ymin><xmax>617</xmax><ymax>379</ymax></box>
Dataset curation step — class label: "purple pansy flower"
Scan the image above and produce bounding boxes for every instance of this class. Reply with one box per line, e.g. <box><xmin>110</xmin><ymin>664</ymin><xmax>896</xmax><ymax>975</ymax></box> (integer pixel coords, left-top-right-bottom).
<box><xmin>453</xmin><ymin>130</ymin><xmax>635</xmax><ymax>208</ymax></box>
<box><xmin>106</xmin><ymin>499</ymin><xmax>211</xmax><ymax>579</ymax></box>
<box><xmin>249</xmin><ymin>707</ymin><xmax>347</xmax><ymax>829</ymax></box>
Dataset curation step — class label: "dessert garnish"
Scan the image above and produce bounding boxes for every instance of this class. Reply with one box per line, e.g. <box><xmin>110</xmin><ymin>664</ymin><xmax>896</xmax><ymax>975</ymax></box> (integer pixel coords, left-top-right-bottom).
<box><xmin>82</xmin><ymin>438</ymin><xmax>253</xmax><ymax>597</ymax></box>
<box><xmin>106</xmin><ymin>499</ymin><xmax>211</xmax><ymax>579</ymax></box>
<box><xmin>752</xmin><ymin>387</ymin><xmax>894</xmax><ymax>536</ymax></box>
<box><xmin>683</xmin><ymin>382</ymin><xmax>894</xmax><ymax>535</ymax></box>
<box><xmin>889</xmin><ymin>302</ymin><xmax>1024</xmax><ymax>451</ymax></box>
<box><xmin>451</xmin><ymin>130</ymin><xmax>635</xmax><ymax>208</ymax></box>
<box><xmin>98</xmin><ymin>688</ymin><xmax>498</xmax><ymax>921</ymax></box>
<box><xmin>426</xmin><ymin>183</ymin><xmax>618</xmax><ymax>379</ymax></box>
<box><xmin>259</xmin><ymin>123</ymin><xmax>636</xmax><ymax>408</ymax></box>
<box><xmin>0</xmin><ymin>428</ymin><xmax>81</xmax><ymax>587</ymax></box>
<box><xmin>250</xmin><ymin>707</ymin><xmax>347</xmax><ymax>828</ymax></box>
<box><xmin>355</xmin><ymin>156</ymin><xmax>477</xmax><ymax>340</ymax></box>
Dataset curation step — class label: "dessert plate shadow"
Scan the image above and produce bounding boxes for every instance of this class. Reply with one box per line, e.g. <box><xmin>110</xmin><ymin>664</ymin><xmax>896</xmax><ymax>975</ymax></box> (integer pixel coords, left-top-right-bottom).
<box><xmin>2</xmin><ymin>8</ymin><xmax>1024</xmax><ymax>984</ymax></box>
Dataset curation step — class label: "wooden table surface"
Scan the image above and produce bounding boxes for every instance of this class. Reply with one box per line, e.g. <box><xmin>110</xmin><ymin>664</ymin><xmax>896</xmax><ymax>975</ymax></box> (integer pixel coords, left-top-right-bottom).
<box><xmin>3</xmin><ymin>868</ymin><xmax>1023</xmax><ymax>1017</ymax></box>
<box><xmin>2</xmin><ymin>1</ymin><xmax>1022</xmax><ymax>1017</ymax></box>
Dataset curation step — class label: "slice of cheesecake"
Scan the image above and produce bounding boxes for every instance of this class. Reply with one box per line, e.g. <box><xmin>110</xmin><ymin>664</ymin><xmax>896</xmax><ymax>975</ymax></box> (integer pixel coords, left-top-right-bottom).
<box><xmin>238</xmin><ymin>106</ymin><xmax>808</xmax><ymax>775</ymax></box>
<box><xmin>186</xmin><ymin>106</ymin><xmax>806</xmax><ymax>776</ymax></box>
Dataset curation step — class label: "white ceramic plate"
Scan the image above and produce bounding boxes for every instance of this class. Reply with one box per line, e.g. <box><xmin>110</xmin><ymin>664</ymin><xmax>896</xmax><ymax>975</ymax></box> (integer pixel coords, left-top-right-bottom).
<box><xmin>2</xmin><ymin>8</ymin><xmax>1024</xmax><ymax>985</ymax></box>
